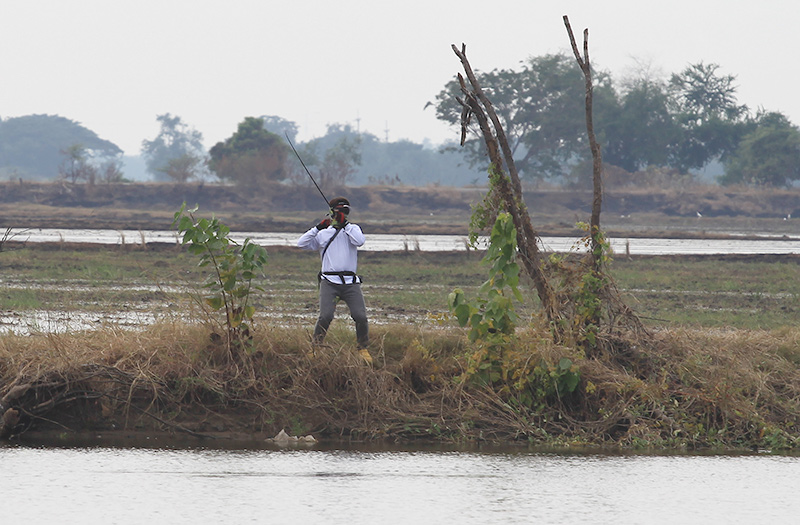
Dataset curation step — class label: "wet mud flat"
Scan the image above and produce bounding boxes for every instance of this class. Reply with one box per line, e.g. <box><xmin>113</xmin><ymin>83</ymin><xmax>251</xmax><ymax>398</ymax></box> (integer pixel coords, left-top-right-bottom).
<box><xmin>2</xmin><ymin>241</ymin><xmax>798</xmax><ymax>334</ymax></box>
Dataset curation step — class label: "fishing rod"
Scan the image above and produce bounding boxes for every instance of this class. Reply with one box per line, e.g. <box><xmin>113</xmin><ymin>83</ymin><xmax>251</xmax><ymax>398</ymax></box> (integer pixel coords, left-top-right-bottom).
<box><xmin>285</xmin><ymin>132</ymin><xmax>330</xmax><ymax>208</ymax></box>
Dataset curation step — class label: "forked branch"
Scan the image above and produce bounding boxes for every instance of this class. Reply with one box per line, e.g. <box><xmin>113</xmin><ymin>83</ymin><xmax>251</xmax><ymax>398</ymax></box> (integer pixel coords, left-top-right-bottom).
<box><xmin>563</xmin><ymin>15</ymin><xmax>604</xmax><ymax>270</ymax></box>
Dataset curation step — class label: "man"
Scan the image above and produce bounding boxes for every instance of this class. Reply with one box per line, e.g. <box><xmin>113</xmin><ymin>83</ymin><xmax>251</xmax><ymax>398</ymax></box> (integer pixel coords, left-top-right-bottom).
<box><xmin>297</xmin><ymin>197</ymin><xmax>371</xmax><ymax>363</ymax></box>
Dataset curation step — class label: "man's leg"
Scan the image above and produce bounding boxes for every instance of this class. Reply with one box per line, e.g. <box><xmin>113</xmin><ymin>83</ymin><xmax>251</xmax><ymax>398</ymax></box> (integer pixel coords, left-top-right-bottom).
<box><xmin>341</xmin><ymin>284</ymin><xmax>369</xmax><ymax>348</ymax></box>
<box><xmin>313</xmin><ymin>281</ymin><xmax>339</xmax><ymax>344</ymax></box>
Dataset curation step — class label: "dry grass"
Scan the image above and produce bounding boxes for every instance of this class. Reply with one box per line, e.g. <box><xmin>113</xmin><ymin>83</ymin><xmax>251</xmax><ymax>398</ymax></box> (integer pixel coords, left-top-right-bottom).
<box><xmin>1</xmin><ymin>321</ymin><xmax>799</xmax><ymax>450</ymax></box>
<box><xmin>571</xmin><ymin>327</ymin><xmax>800</xmax><ymax>449</ymax></box>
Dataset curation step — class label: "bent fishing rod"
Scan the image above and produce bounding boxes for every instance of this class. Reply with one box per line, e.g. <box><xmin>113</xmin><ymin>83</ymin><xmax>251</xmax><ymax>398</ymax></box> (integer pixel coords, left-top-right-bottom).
<box><xmin>285</xmin><ymin>132</ymin><xmax>330</xmax><ymax>208</ymax></box>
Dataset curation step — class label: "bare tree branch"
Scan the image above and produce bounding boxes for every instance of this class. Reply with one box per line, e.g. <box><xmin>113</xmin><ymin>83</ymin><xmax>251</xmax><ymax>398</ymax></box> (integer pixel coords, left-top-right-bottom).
<box><xmin>451</xmin><ymin>43</ymin><xmax>559</xmax><ymax>325</ymax></box>
<box><xmin>564</xmin><ymin>15</ymin><xmax>604</xmax><ymax>269</ymax></box>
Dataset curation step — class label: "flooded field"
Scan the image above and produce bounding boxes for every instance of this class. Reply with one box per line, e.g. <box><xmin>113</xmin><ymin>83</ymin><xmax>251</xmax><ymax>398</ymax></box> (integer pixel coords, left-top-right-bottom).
<box><xmin>5</xmin><ymin>227</ymin><xmax>800</xmax><ymax>254</ymax></box>
<box><xmin>3</xmin><ymin>187</ymin><xmax>799</xmax><ymax>502</ymax></box>
<box><xmin>0</xmin><ymin>277</ymin><xmax>454</xmax><ymax>334</ymax></box>
<box><xmin>0</xmin><ymin>223</ymin><xmax>800</xmax><ymax>333</ymax></box>
<box><xmin>1</xmin><ymin>235</ymin><xmax>799</xmax><ymax>334</ymax></box>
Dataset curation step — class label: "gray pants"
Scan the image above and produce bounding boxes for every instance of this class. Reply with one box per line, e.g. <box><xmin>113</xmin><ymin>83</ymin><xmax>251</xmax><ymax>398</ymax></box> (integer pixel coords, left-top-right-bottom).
<box><xmin>314</xmin><ymin>280</ymin><xmax>369</xmax><ymax>348</ymax></box>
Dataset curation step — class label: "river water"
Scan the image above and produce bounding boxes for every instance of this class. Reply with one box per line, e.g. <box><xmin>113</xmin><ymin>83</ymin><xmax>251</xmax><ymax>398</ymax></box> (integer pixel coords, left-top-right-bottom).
<box><xmin>1</xmin><ymin>442</ymin><xmax>798</xmax><ymax>524</ymax></box>
<box><xmin>6</xmin><ymin>227</ymin><xmax>800</xmax><ymax>254</ymax></box>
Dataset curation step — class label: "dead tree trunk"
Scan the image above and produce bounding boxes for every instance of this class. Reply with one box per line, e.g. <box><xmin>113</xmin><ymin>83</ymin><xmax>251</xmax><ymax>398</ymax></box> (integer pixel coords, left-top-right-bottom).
<box><xmin>451</xmin><ymin>43</ymin><xmax>559</xmax><ymax>327</ymax></box>
<box><xmin>564</xmin><ymin>15</ymin><xmax>603</xmax><ymax>273</ymax></box>
<box><xmin>451</xmin><ymin>34</ymin><xmax>646</xmax><ymax>351</ymax></box>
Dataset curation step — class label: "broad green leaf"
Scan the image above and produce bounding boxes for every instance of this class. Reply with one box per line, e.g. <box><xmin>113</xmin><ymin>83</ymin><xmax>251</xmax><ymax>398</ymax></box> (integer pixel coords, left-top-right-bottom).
<box><xmin>206</xmin><ymin>296</ymin><xmax>224</xmax><ymax>310</ymax></box>
<box><xmin>454</xmin><ymin>303</ymin><xmax>471</xmax><ymax>326</ymax></box>
<box><xmin>563</xmin><ymin>371</ymin><xmax>580</xmax><ymax>392</ymax></box>
<box><xmin>178</xmin><ymin>216</ymin><xmax>193</xmax><ymax>232</ymax></box>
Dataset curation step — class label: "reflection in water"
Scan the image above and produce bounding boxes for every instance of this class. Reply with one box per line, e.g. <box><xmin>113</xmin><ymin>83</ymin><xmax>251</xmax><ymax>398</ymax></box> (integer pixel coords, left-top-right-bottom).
<box><xmin>1</xmin><ymin>444</ymin><xmax>798</xmax><ymax>524</ymax></box>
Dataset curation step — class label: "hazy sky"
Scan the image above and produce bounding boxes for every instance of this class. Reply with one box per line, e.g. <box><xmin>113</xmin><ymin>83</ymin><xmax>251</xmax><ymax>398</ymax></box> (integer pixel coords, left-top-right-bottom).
<box><xmin>1</xmin><ymin>0</ymin><xmax>796</xmax><ymax>155</ymax></box>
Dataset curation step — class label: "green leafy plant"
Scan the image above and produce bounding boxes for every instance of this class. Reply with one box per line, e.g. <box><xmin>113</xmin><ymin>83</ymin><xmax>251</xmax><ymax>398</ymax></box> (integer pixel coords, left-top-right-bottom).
<box><xmin>449</xmin><ymin>211</ymin><xmax>582</xmax><ymax>404</ymax></box>
<box><xmin>547</xmin><ymin>221</ymin><xmax>614</xmax><ymax>349</ymax></box>
<box><xmin>173</xmin><ymin>203</ymin><xmax>268</xmax><ymax>348</ymax></box>
<box><xmin>449</xmin><ymin>212</ymin><xmax>523</xmax><ymax>386</ymax></box>
<box><xmin>449</xmin><ymin>212</ymin><xmax>522</xmax><ymax>343</ymax></box>
<box><xmin>509</xmin><ymin>356</ymin><xmax>581</xmax><ymax>411</ymax></box>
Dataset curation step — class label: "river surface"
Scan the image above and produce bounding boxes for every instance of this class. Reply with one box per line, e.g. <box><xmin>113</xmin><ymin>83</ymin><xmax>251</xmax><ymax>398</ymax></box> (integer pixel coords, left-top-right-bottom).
<box><xmin>6</xmin><ymin>228</ymin><xmax>800</xmax><ymax>254</ymax></box>
<box><xmin>1</xmin><ymin>441</ymin><xmax>798</xmax><ymax>524</ymax></box>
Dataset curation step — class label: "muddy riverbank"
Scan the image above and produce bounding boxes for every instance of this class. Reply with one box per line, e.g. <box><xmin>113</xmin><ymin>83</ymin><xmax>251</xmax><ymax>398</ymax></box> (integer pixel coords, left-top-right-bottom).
<box><xmin>2</xmin><ymin>318</ymin><xmax>799</xmax><ymax>450</ymax></box>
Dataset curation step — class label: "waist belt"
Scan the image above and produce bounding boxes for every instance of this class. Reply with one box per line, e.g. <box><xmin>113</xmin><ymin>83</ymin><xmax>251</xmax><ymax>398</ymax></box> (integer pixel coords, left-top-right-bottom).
<box><xmin>318</xmin><ymin>271</ymin><xmax>362</xmax><ymax>285</ymax></box>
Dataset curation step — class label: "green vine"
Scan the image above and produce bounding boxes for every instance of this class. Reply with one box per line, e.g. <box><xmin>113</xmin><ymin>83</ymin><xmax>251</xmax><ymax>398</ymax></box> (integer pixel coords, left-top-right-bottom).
<box><xmin>450</xmin><ymin>212</ymin><xmax>582</xmax><ymax>406</ymax></box>
<box><xmin>466</xmin><ymin>164</ymin><xmax>506</xmax><ymax>248</ymax></box>
<box><xmin>549</xmin><ymin>221</ymin><xmax>614</xmax><ymax>349</ymax></box>
<box><xmin>449</xmin><ymin>212</ymin><xmax>522</xmax><ymax>344</ymax></box>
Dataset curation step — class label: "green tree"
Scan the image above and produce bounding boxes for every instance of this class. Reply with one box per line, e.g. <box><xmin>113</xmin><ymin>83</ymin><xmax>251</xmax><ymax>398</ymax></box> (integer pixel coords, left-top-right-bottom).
<box><xmin>600</xmin><ymin>78</ymin><xmax>682</xmax><ymax>172</ymax></box>
<box><xmin>261</xmin><ymin>115</ymin><xmax>299</xmax><ymax>143</ymax></box>
<box><xmin>0</xmin><ymin>115</ymin><xmax>121</xmax><ymax>180</ymax></box>
<box><xmin>294</xmin><ymin>124</ymin><xmax>362</xmax><ymax>187</ymax></box>
<box><xmin>157</xmin><ymin>154</ymin><xmax>202</xmax><ymax>184</ymax></box>
<box><xmin>434</xmin><ymin>53</ymin><xmax>615</xmax><ymax>182</ymax></box>
<box><xmin>141</xmin><ymin>114</ymin><xmax>206</xmax><ymax>182</ymax></box>
<box><xmin>98</xmin><ymin>158</ymin><xmax>125</xmax><ymax>183</ymax></box>
<box><xmin>58</xmin><ymin>144</ymin><xmax>98</xmax><ymax>184</ymax></box>
<box><xmin>173</xmin><ymin>203</ymin><xmax>268</xmax><ymax>351</ymax></box>
<box><xmin>720</xmin><ymin>112</ymin><xmax>800</xmax><ymax>187</ymax></box>
<box><xmin>209</xmin><ymin>117</ymin><xmax>288</xmax><ymax>187</ymax></box>
<box><xmin>669</xmin><ymin>62</ymin><xmax>749</xmax><ymax>171</ymax></box>
<box><xmin>671</xmin><ymin>62</ymin><xmax>746</xmax><ymax>122</ymax></box>
<box><xmin>59</xmin><ymin>144</ymin><xmax>127</xmax><ymax>184</ymax></box>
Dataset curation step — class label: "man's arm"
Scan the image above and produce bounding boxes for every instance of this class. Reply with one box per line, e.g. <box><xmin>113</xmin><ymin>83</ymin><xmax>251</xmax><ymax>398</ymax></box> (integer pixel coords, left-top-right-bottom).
<box><xmin>297</xmin><ymin>227</ymin><xmax>321</xmax><ymax>250</ymax></box>
<box><xmin>343</xmin><ymin>223</ymin><xmax>365</xmax><ymax>247</ymax></box>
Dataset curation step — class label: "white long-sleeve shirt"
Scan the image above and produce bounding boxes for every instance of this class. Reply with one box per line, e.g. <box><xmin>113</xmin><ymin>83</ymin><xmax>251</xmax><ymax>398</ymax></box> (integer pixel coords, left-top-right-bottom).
<box><xmin>297</xmin><ymin>223</ymin><xmax>365</xmax><ymax>284</ymax></box>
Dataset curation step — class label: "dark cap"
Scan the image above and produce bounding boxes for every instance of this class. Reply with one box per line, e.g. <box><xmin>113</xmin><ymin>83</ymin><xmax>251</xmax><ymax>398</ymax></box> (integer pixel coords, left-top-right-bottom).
<box><xmin>328</xmin><ymin>197</ymin><xmax>350</xmax><ymax>213</ymax></box>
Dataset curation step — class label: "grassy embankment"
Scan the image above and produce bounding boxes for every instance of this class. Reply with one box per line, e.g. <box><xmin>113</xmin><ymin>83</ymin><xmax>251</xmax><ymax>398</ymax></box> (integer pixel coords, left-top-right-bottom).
<box><xmin>1</xmin><ymin>242</ymin><xmax>799</xmax><ymax>450</ymax></box>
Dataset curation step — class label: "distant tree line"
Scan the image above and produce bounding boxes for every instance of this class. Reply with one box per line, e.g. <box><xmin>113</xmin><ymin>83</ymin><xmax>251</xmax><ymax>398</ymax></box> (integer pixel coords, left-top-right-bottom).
<box><xmin>3</xmin><ymin>54</ymin><xmax>798</xmax><ymax>188</ymax></box>
<box><xmin>434</xmin><ymin>54</ymin><xmax>800</xmax><ymax>188</ymax></box>
<box><xmin>0</xmin><ymin>113</ymin><xmax>484</xmax><ymax>188</ymax></box>
<box><xmin>0</xmin><ymin>115</ymin><xmax>122</xmax><ymax>182</ymax></box>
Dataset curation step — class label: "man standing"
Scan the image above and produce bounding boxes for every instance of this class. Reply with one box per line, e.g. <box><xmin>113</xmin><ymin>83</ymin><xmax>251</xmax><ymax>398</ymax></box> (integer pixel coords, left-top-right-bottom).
<box><xmin>297</xmin><ymin>197</ymin><xmax>371</xmax><ymax>363</ymax></box>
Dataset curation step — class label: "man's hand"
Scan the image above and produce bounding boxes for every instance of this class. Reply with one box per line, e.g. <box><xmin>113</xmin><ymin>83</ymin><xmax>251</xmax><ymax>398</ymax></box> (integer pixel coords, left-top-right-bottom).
<box><xmin>316</xmin><ymin>218</ymin><xmax>331</xmax><ymax>230</ymax></box>
<box><xmin>332</xmin><ymin>210</ymin><xmax>348</xmax><ymax>228</ymax></box>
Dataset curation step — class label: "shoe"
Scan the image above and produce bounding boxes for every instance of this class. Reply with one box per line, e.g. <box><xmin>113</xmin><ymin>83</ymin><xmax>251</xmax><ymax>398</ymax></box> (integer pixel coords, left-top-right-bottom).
<box><xmin>359</xmin><ymin>348</ymin><xmax>373</xmax><ymax>365</ymax></box>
